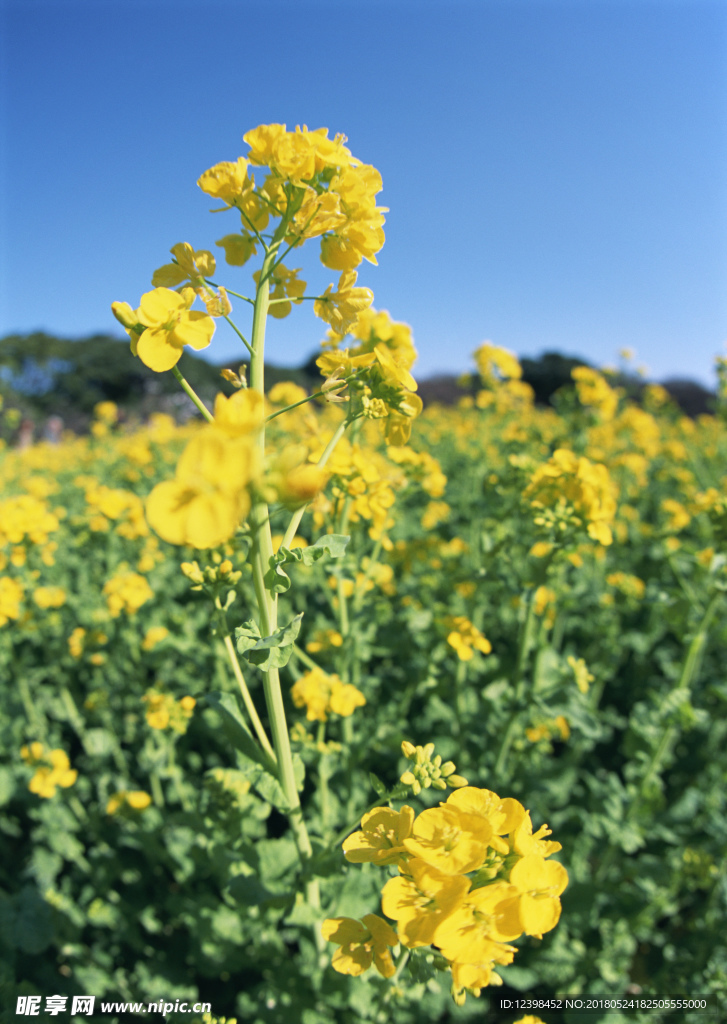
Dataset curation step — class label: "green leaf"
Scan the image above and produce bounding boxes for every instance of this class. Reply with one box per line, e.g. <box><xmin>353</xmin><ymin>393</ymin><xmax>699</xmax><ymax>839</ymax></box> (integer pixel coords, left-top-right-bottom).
<box><xmin>299</xmin><ymin>534</ymin><xmax>350</xmax><ymax>565</ymax></box>
<box><xmin>263</xmin><ymin>535</ymin><xmax>350</xmax><ymax>592</ymax></box>
<box><xmin>15</xmin><ymin>886</ymin><xmax>53</xmax><ymax>955</ymax></box>
<box><xmin>368</xmin><ymin>772</ymin><xmax>387</xmax><ymax>797</ymax></box>
<box><xmin>203</xmin><ymin>691</ymin><xmax>274</xmax><ymax>771</ymax></box>
<box><xmin>0</xmin><ymin>767</ymin><xmax>15</xmax><ymax>808</ymax></box>
<box><xmin>234</xmin><ymin>620</ymin><xmax>263</xmax><ymax>653</ymax></box>
<box><xmin>236</xmin><ymin>613</ymin><xmax>303</xmax><ymax>671</ymax></box>
<box><xmin>533</xmin><ymin>646</ymin><xmax>561</xmax><ymax>693</ymax></box>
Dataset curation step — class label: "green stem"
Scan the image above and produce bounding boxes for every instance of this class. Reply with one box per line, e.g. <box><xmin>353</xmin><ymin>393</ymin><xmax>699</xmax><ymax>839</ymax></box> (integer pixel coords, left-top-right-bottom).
<box><xmin>150</xmin><ymin>770</ymin><xmax>165</xmax><ymax>808</ymax></box>
<box><xmin>248</xmin><ymin>225</ymin><xmax>320</xmax><ymax>919</ymax></box>
<box><xmin>171</xmin><ymin>366</ymin><xmax>214</xmax><ymax>423</ymax></box>
<box><xmin>18</xmin><ymin>675</ymin><xmax>44</xmax><ymax>737</ymax></box>
<box><xmin>317</xmin><ymin>721</ymin><xmax>331</xmax><ymax>835</ymax></box>
<box><xmin>205</xmin><ymin>282</ymin><xmax>255</xmax><ymax>305</ymax></box>
<box><xmin>280</xmin><ymin>416</ymin><xmax>350</xmax><ymax>550</ymax></box>
<box><xmin>667</xmin><ymin>553</ymin><xmax>702</xmax><ymax>612</ymax></box>
<box><xmin>215</xmin><ymin>605</ymin><xmax>277</xmax><ymax>769</ymax></box>
<box><xmin>266</xmin><ymin>391</ymin><xmax>327</xmax><ymax>422</ymax></box>
<box><xmin>223</xmin><ymin>314</ymin><xmax>254</xmax><ymax>357</ymax></box>
<box><xmin>493</xmin><ymin>589</ymin><xmax>538</xmax><ymax>780</ymax></box>
<box><xmin>293</xmin><ymin>644</ymin><xmax>324</xmax><ymax>672</ymax></box>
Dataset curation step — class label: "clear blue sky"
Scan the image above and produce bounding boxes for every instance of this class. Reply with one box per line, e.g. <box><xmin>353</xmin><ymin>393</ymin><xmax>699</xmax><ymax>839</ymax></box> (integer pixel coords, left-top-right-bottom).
<box><xmin>1</xmin><ymin>0</ymin><xmax>725</xmax><ymax>387</ymax></box>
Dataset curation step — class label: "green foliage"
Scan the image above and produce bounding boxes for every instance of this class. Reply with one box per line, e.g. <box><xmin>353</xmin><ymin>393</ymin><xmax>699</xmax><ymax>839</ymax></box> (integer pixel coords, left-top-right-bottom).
<box><xmin>1</xmin><ymin>384</ymin><xmax>725</xmax><ymax>1024</ymax></box>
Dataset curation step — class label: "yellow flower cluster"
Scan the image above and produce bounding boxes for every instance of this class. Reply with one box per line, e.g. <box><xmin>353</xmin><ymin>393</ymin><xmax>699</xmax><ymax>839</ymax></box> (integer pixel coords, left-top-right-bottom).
<box><xmin>84</xmin><ymin>484</ymin><xmax>148</xmax><ymax>539</ymax></box>
<box><xmin>317</xmin><ymin>309</ymin><xmax>423</xmax><ymax>443</ymax></box>
<box><xmin>106</xmin><ymin>790</ymin><xmax>152</xmax><ymax>815</ymax></box>
<box><xmin>32</xmin><ymin>585</ymin><xmax>67</xmax><ymax>609</ymax></box>
<box><xmin>242</xmin><ymin>124</ymin><xmax>386</xmax><ymax>264</ymax></box>
<box><xmin>141</xmin><ymin>626</ymin><xmax>169</xmax><ymax>651</ymax></box>
<box><xmin>145</xmin><ymin>390</ymin><xmax>262</xmax><ymax>549</ymax></box>
<box><xmin>306</xmin><ymin>628</ymin><xmax>344</xmax><ymax>654</ymax></box>
<box><xmin>571</xmin><ymin>367</ymin><xmax>619</xmax><ymax>421</ymax></box>
<box><xmin>526</xmin><ymin>715</ymin><xmax>570</xmax><ymax>743</ymax></box>
<box><xmin>605</xmin><ymin>572</ymin><xmax>646</xmax><ymax>600</ymax></box>
<box><xmin>0</xmin><ymin>494</ymin><xmax>60</xmax><ymax>546</ymax></box>
<box><xmin>473</xmin><ymin>343</ymin><xmax>522</xmax><ymax>384</ymax></box>
<box><xmin>386</xmin><ymin>444</ymin><xmax>447</xmax><ymax>498</ymax></box>
<box><xmin>566</xmin><ymin>655</ymin><xmax>594</xmax><ymax>694</ymax></box>
<box><xmin>194</xmin><ymin>124</ymin><xmax>385</xmax><ymax>332</ymax></box>
<box><xmin>0</xmin><ymin>576</ymin><xmax>23</xmax><ymax>627</ymax></box>
<box><xmin>523</xmin><ymin>448</ymin><xmax>618</xmax><ymax>546</ymax></box>
<box><xmin>143</xmin><ymin>691</ymin><xmax>196</xmax><ymax>732</ymax></box>
<box><xmin>20</xmin><ymin>743</ymin><xmax>77</xmax><ymax>799</ymax></box>
<box><xmin>93</xmin><ymin>401</ymin><xmax>119</xmax><ymax>425</ymax></box>
<box><xmin>290</xmin><ymin>668</ymin><xmax>366</xmax><ymax>722</ymax></box>
<box><xmin>326</xmin><ymin>786</ymin><xmax>567</xmax><ymax>1005</ymax></box>
<box><xmin>67</xmin><ymin>627</ymin><xmax>108</xmax><ymax>661</ymax></box>
<box><xmin>103</xmin><ymin>569</ymin><xmax>153</xmax><ymax>617</ymax></box>
<box><xmin>444</xmin><ymin>616</ymin><xmax>492</xmax><ymax>661</ymax></box>
<box><xmin>310</xmin><ymin>434</ymin><xmax>406</xmax><ymax>549</ymax></box>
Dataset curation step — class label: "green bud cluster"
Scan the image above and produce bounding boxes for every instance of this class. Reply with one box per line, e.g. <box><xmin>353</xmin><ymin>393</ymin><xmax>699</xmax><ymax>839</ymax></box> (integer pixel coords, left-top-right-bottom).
<box><xmin>399</xmin><ymin>741</ymin><xmax>468</xmax><ymax>795</ymax></box>
<box><xmin>181</xmin><ymin>559</ymin><xmax>242</xmax><ymax>594</ymax></box>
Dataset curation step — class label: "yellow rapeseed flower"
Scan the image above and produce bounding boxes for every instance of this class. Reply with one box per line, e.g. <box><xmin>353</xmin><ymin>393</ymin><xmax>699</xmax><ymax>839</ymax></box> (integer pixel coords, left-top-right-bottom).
<box><xmin>32</xmin><ymin>585</ymin><xmax>67</xmax><ymax>609</ymax></box>
<box><xmin>321</xmin><ymin>914</ymin><xmax>398</xmax><ymax>978</ymax></box>
<box><xmin>290</xmin><ymin>668</ymin><xmax>365</xmax><ymax>722</ymax></box>
<box><xmin>21</xmin><ymin>744</ymin><xmax>77</xmax><ymax>799</ymax></box>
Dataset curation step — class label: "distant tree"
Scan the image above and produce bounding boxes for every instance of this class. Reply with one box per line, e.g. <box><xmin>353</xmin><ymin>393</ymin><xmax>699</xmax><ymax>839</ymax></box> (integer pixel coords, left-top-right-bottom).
<box><xmin>519</xmin><ymin>351</ymin><xmax>590</xmax><ymax>406</ymax></box>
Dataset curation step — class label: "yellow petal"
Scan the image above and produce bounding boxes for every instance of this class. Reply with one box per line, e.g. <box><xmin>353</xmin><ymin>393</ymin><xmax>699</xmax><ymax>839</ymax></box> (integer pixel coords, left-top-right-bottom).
<box><xmin>321</xmin><ymin>917</ymin><xmax>367</xmax><ymax>945</ymax></box>
<box><xmin>151</xmin><ymin>264</ymin><xmax>187</xmax><ymax>288</ymax></box>
<box><xmin>138</xmin><ymin>287</ymin><xmax>184</xmax><ymax>326</ymax></box>
<box><xmin>136</xmin><ymin>328</ymin><xmax>183</xmax><ymax>372</ymax></box>
<box><xmin>171</xmin><ymin>311</ymin><xmax>215</xmax><ymax>351</ymax></box>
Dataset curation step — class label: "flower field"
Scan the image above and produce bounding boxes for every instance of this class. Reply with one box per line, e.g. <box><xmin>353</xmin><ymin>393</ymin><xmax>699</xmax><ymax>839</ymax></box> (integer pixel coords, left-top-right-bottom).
<box><xmin>2</xmin><ymin>124</ymin><xmax>726</xmax><ymax>1024</ymax></box>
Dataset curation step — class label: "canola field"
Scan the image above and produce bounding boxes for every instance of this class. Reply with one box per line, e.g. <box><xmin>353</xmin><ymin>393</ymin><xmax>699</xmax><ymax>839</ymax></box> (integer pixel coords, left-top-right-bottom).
<box><xmin>2</xmin><ymin>123</ymin><xmax>726</xmax><ymax>1024</ymax></box>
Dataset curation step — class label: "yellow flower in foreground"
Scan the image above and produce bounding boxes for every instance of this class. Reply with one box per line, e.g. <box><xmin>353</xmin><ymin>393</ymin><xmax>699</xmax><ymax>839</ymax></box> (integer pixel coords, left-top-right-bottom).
<box><xmin>146</xmin><ymin>429</ymin><xmax>257</xmax><ymax>549</ymax></box>
<box><xmin>509</xmin><ymin>854</ymin><xmax>569</xmax><ymax>938</ymax></box>
<box><xmin>381</xmin><ymin>859</ymin><xmax>470</xmax><ymax>948</ymax></box>
<box><xmin>322</xmin><ymin>914</ymin><xmax>398</xmax><ymax>978</ymax></box>
<box><xmin>112</xmin><ymin>287</ymin><xmax>215</xmax><ymax>372</ymax></box>
<box><xmin>433</xmin><ymin>881</ymin><xmax>521</xmax><ymax>963</ymax></box>
<box><xmin>343</xmin><ymin>805</ymin><xmax>415</xmax><ymax>865</ymax></box>
<box><xmin>403</xmin><ymin>805</ymin><xmax>494</xmax><ymax>876</ymax></box>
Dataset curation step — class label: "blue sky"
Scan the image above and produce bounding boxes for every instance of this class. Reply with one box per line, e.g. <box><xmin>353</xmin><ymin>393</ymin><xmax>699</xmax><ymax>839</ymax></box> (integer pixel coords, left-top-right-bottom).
<box><xmin>1</xmin><ymin>0</ymin><xmax>725</xmax><ymax>387</ymax></box>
